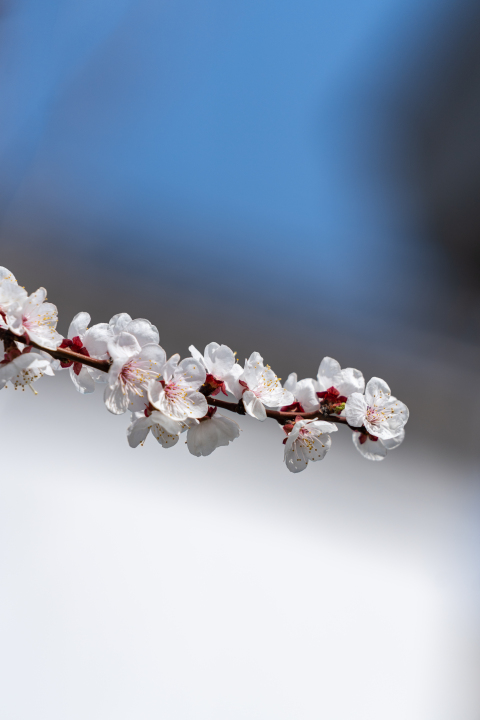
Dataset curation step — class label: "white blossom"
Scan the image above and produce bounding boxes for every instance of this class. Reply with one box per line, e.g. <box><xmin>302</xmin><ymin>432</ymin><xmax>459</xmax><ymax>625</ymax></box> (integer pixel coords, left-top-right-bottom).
<box><xmin>0</xmin><ymin>268</ymin><xmax>26</xmax><ymax>328</ymax></box>
<box><xmin>314</xmin><ymin>356</ymin><xmax>364</xmax><ymax>402</ymax></box>
<box><xmin>127</xmin><ymin>404</ymin><xmax>189</xmax><ymax>449</ymax></box>
<box><xmin>7</xmin><ymin>287</ymin><xmax>63</xmax><ymax>349</ymax></box>
<box><xmin>189</xmin><ymin>342</ymin><xmax>242</xmax><ymax>396</ymax></box>
<box><xmin>284</xmin><ymin>418</ymin><xmax>338</xmax><ymax>473</ymax></box>
<box><xmin>59</xmin><ymin>312</ymin><xmax>112</xmax><ymax>393</ymax></box>
<box><xmin>282</xmin><ymin>372</ymin><xmax>319</xmax><ymax>412</ymax></box>
<box><xmin>148</xmin><ymin>354</ymin><xmax>208</xmax><ymax>421</ymax></box>
<box><xmin>0</xmin><ymin>267</ymin><xmax>17</xmax><ymax>284</ymax></box>
<box><xmin>105</xmin><ymin>325</ymin><xmax>166</xmax><ymax>415</ymax></box>
<box><xmin>186</xmin><ymin>407</ymin><xmax>240</xmax><ymax>456</ymax></box>
<box><xmin>352</xmin><ymin>428</ymin><xmax>405</xmax><ymax>461</ymax></box>
<box><xmin>232</xmin><ymin>352</ymin><xmax>294</xmax><ymax>421</ymax></box>
<box><xmin>0</xmin><ymin>341</ymin><xmax>54</xmax><ymax>392</ymax></box>
<box><xmin>345</xmin><ymin>377</ymin><xmax>409</xmax><ymax>440</ymax></box>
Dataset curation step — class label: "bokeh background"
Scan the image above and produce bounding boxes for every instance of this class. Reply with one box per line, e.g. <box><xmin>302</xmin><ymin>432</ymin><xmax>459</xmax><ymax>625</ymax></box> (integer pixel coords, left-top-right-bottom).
<box><xmin>1</xmin><ymin>1</ymin><xmax>480</xmax><ymax>717</ymax></box>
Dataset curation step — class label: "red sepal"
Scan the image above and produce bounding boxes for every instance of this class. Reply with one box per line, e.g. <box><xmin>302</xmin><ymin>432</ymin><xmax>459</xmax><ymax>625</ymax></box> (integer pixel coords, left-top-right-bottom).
<box><xmin>280</xmin><ymin>400</ymin><xmax>305</xmax><ymax>413</ymax></box>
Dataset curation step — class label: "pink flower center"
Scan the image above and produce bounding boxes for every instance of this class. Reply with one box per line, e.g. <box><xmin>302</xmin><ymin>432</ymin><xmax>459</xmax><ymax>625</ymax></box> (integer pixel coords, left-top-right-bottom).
<box><xmin>366</xmin><ymin>406</ymin><xmax>382</xmax><ymax>426</ymax></box>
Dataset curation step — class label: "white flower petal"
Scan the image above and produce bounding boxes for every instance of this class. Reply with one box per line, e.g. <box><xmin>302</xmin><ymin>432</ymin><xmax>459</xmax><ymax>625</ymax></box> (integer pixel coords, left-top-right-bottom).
<box><xmin>352</xmin><ymin>433</ymin><xmax>388</xmax><ymax>461</ymax></box>
<box><xmin>316</xmin><ymin>356</ymin><xmax>342</xmax><ymax>391</ymax></box>
<box><xmin>284</xmin><ymin>372</ymin><xmax>297</xmax><ymax>394</ymax></box>
<box><xmin>242</xmin><ymin>390</ymin><xmax>267</xmax><ymax>421</ymax></box>
<box><xmin>182</xmin><ymin>391</ymin><xmax>208</xmax><ymax>418</ymax></box>
<box><xmin>188</xmin><ymin>344</ymin><xmax>206</xmax><ymax>367</ymax></box>
<box><xmin>107</xmin><ymin>332</ymin><xmax>141</xmax><ymax>360</ymax></box>
<box><xmin>68</xmin><ymin>312</ymin><xmax>90</xmax><ymax>340</ymax></box>
<box><xmin>109</xmin><ymin>313</ymin><xmax>133</xmax><ymax>335</ymax></box>
<box><xmin>125</xmin><ymin>318</ymin><xmax>159</xmax><ymax>347</ymax></box>
<box><xmin>104</xmin><ymin>382</ymin><xmax>129</xmax><ymax>414</ymax></box>
<box><xmin>204</xmin><ymin>343</ymin><xmax>235</xmax><ymax>378</ymax></box>
<box><xmin>83</xmin><ymin>323</ymin><xmax>112</xmax><ymax>357</ymax></box>
<box><xmin>365</xmin><ymin>377</ymin><xmax>391</xmax><ymax>406</ymax></box>
<box><xmin>295</xmin><ymin>378</ymin><xmax>319</xmax><ymax>412</ymax></box>
<box><xmin>336</xmin><ymin>367</ymin><xmax>365</xmax><ymax>397</ymax></box>
<box><xmin>162</xmin><ymin>354</ymin><xmax>180</xmax><ymax>383</ymax></box>
<box><xmin>308</xmin><ymin>420</ymin><xmax>338</xmax><ymax>434</ymax></box>
<box><xmin>345</xmin><ymin>392</ymin><xmax>368</xmax><ymax>427</ymax></box>
<box><xmin>151</xmin><ymin>423</ymin><xmax>181</xmax><ymax>448</ymax></box>
<box><xmin>284</xmin><ymin>437</ymin><xmax>309</xmax><ymax>473</ymax></box>
<box><xmin>382</xmin><ymin>428</ymin><xmax>405</xmax><ymax>450</ymax></box>
<box><xmin>187</xmin><ymin>414</ymin><xmax>240</xmax><ymax>457</ymax></box>
<box><xmin>127</xmin><ymin>416</ymin><xmax>152</xmax><ymax>448</ymax></box>
<box><xmin>242</xmin><ymin>351</ymin><xmax>264</xmax><ymax>388</ymax></box>
<box><xmin>136</xmin><ymin>343</ymin><xmax>166</xmax><ymax>371</ymax></box>
<box><xmin>69</xmin><ymin>366</ymin><xmax>95</xmax><ymax>394</ymax></box>
<box><xmin>0</xmin><ymin>267</ymin><xmax>16</xmax><ymax>283</ymax></box>
<box><xmin>147</xmin><ymin>379</ymin><xmax>164</xmax><ymax>408</ymax></box>
<box><xmin>149</xmin><ymin>410</ymin><xmax>185</xmax><ymax>435</ymax></box>
<box><xmin>224</xmin><ymin>363</ymin><xmax>244</xmax><ymax>398</ymax></box>
<box><xmin>307</xmin><ymin>434</ymin><xmax>332</xmax><ymax>462</ymax></box>
<box><xmin>174</xmin><ymin>357</ymin><xmax>206</xmax><ymax>388</ymax></box>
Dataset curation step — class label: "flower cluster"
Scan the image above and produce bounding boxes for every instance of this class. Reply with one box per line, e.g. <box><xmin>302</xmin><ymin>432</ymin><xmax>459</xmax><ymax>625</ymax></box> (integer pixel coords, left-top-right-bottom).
<box><xmin>0</xmin><ymin>266</ymin><xmax>410</xmax><ymax>472</ymax></box>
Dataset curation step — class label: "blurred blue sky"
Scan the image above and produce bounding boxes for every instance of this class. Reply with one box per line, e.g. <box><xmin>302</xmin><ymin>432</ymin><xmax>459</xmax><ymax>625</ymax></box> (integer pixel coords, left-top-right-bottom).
<box><xmin>0</xmin><ymin>0</ymin><xmax>479</xmax><ymax>331</ymax></box>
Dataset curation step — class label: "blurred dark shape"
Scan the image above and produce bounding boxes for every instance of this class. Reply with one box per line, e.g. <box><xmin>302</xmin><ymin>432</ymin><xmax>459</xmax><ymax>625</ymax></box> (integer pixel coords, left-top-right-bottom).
<box><xmin>417</xmin><ymin>12</ymin><xmax>480</xmax><ymax>339</ymax></box>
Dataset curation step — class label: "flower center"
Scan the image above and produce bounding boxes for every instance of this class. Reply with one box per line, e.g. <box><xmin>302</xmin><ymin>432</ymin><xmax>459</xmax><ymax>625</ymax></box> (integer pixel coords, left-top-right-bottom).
<box><xmin>164</xmin><ymin>381</ymin><xmax>188</xmax><ymax>404</ymax></box>
<box><xmin>119</xmin><ymin>360</ymin><xmax>151</xmax><ymax>394</ymax></box>
<box><xmin>366</xmin><ymin>405</ymin><xmax>383</xmax><ymax>426</ymax></box>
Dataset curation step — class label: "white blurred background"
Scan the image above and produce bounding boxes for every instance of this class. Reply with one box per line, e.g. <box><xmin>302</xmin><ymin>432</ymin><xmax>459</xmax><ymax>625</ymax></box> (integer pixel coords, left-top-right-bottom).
<box><xmin>1</xmin><ymin>0</ymin><xmax>480</xmax><ymax>716</ymax></box>
<box><xmin>0</xmin><ymin>372</ymin><xmax>478</xmax><ymax>718</ymax></box>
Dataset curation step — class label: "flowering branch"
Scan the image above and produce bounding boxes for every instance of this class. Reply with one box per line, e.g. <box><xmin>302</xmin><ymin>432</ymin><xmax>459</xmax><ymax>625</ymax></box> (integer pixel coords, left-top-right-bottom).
<box><xmin>0</xmin><ymin>266</ymin><xmax>409</xmax><ymax>471</ymax></box>
<box><xmin>0</xmin><ymin>327</ymin><xmax>111</xmax><ymax>373</ymax></box>
<box><xmin>205</xmin><ymin>394</ymin><xmax>363</xmax><ymax>430</ymax></box>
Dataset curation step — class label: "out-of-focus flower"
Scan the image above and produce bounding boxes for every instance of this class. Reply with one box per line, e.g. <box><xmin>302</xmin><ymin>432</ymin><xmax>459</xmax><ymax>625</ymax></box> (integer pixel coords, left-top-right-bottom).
<box><xmin>232</xmin><ymin>352</ymin><xmax>294</xmax><ymax>421</ymax></box>
<box><xmin>0</xmin><ymin>267</ymin><xmax>26</xmax><ymax>328</ymax></box>
<box><xmin>105</xmin><ymin>327</ymin><xmax>166</xmax><ymax>414</ymax></box>
<box><xmin>189</xmin><ymin>342</ymin><xmax>242</xmax><ymax>396</ymax></box>
<box><xmin>283</xmin><ymin>417</ymin><xmax>337</xmax><ymax>473</ymax></box>
<box><xmin>7</xmin><ymin>288</ymin><xmax>62</xmax><ymax>349</ymax></box>
<box><xmin>0</xmin><ymin>340</ymin><xmax>54</xmax><ymax>391</ymax></box>
<box><xmin>281</xmin><ymin>373</ymin><xmax>319</xmax><ymax>413</ymax></box>
<box><xmin>352</xmin><ymin>428</ymin><xmax>405</xmax><ymax>461</ymax></box>
<box><xmin>148</xmin><ymin>354</ymin><xmax>208</xmax><ymax>421</ymax></box>
<box><xmin>345</xmin><ymin>377</ymin><xmax>409</xmax><ymax>440</ymax></box>
<box><xmin>186</xmin><ymin>406</ymin><xmax>240</xmax><ymax>456</ymax></box>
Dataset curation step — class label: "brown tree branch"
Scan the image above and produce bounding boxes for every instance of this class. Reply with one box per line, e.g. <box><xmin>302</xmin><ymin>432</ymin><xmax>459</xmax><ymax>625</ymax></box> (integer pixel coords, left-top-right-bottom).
<box><xmin>0</xmin><ymin>327</ymin><xmax>368</xmax><ymax>433</ymax></box>
<box><xmin>0</xmin><ymin>328</ymin><xmax>111</xmax><ymax>373</ymax></box>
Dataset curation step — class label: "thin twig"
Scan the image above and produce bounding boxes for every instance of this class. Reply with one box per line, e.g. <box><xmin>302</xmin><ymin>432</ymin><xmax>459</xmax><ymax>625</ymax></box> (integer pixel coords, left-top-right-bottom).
<box><xmin>0</xmin><ymin>327</ymin><xmax>367</xmax><ymax>433</ymax></box>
